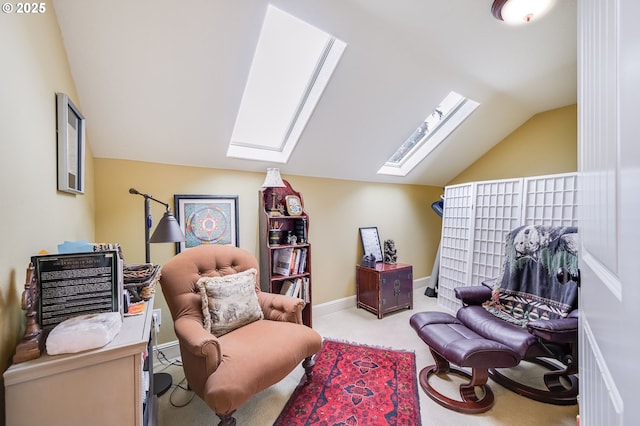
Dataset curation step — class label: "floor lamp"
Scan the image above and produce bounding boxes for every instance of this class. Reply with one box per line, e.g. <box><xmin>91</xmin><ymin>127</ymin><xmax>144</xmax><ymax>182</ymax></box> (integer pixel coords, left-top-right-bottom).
<box><xmin>129</xmin><ymin>188</ymin><xmax>185</xmax><ymax>396</ymax></box>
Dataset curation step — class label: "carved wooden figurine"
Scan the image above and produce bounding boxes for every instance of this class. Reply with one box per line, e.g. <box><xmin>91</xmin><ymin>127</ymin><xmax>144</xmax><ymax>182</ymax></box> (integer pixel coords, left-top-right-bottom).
<box><xmin>13</xmin><ymin>262</ymin><xmax>42</xmax><ymax>363</ymax></box>
<box><xmin>384</xmin><ymin>239</ymin><xmax>397</xmax><ymax>264</ymax></box>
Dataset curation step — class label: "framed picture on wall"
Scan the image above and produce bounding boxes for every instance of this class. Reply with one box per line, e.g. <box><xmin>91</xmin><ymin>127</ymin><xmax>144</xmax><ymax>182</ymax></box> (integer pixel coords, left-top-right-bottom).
<box><xmin>56</xmin><ymin>92</ymin><xmax>85</xmax><ymax>194</ymax></box>
<box><xmin>174</xmin><ymin>195</ymin><xmax>239</xmax><ymax>252</ymax></box>
<box><xmin>359</xmin><ymin>226</ymin><xmax>383</xmax><ymax>262</ymax></box>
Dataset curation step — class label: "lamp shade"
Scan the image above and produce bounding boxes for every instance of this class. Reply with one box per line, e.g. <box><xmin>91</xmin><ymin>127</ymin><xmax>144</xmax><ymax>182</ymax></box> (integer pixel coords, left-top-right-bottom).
<box><xmin>492</xmin><ymin>0</ymin><xmax>555</xmax><ymax>24</ymax></box>
<box><xmin>261</xmin><ymin>168</ymin><xmax>286</xmax><ymax>188</ymax></box>
<box><xmin>149</xmin><ymin>210</ymin><xmax>186</xmax><ymax>243</ymax></box>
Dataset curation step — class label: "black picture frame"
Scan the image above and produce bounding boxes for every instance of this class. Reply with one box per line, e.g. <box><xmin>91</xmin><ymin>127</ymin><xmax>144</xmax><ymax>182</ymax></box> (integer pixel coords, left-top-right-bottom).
<box><xmin>32</xmin><ymin>251</ymin><xmax>121</xmax><ymax>335</ymax></box>
<box><xmin>56</xmin><ymin>92</ymin><xmax>85</xmax><ymax>194</ymax></box>
<box><xmin>359</xmin><ymin>226</ymin><xmax>383</xmax><ymax>262</ymax></box>
<box><xmin>174</xmin><ymin>194</ymin><xmax>240</xmax><ymax>252</ymax></box>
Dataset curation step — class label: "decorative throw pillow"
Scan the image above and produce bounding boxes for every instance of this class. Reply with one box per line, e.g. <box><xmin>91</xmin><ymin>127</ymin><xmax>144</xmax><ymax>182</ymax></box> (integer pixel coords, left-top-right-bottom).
<box><xmin>196</xmin><ymin>268</ymin><xmax>263</xmax><ymax>337</ymax></box>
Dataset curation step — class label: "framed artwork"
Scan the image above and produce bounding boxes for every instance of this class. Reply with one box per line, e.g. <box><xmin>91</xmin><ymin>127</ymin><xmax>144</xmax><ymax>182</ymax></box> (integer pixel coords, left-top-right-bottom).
<box><xmin>285</xmin><ymin>195</ymin><xmax>303</xmax><ymax>216</ymax></box>
<box><xmin>56</xmin><ymin>92</ymin><xmax>85</xmax><ymax>194</ymax></box>
<box><xmin>174</xmin><ymin>195</ymin><xmax>239</xmax><ymax>252</ymax></box>
<box><xmin>359</xmin><ymin>226</ymin><xmax>383</xmax><ymax>262</ymax></box>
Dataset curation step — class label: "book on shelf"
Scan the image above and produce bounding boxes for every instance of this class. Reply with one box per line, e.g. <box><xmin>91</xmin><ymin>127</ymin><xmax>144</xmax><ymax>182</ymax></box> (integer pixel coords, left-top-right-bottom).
<box><xmin>297</xmin><ymin>248</ymin><xmax>308</xmax><ymax>274</ymax></box>
<box><xmin>292</xmin><ymin>249</ymin><xmax>302</xmax><ymax>275</ymax></box>
<box><xmin>273</xmin><ymin>247</ymin><xmax>294</xmax><ymax>276</ymax></box>
<box><xmin>273</xmin><ymin>247</ymin><xmax>309</xmax><ymax>276</ymax></box>
<box><xmin>279</xmin><ymin>278</ymin><xmax>306</xmax><ymax>299</ymax></box>
<box><xmin>280</xmin><ymin>280</ymin><xmax>295</xmax><ymax>296</ymax></box>
<box><xmin>298</xmin><ymin>277</ymin><xmax>311</xmax><ymax>303</ymax></box>
<box><xmin>291</xmin><ymin>278</ymin><xmax>302</xmax><ymax>298</ymax></box>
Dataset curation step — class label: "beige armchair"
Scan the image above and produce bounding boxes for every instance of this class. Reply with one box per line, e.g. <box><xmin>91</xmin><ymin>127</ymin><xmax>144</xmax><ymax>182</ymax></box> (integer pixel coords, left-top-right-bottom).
<box><xmin>159</xmin><ymin>244</ymin><xmax>322</xmax><ymax>426</ymax></box>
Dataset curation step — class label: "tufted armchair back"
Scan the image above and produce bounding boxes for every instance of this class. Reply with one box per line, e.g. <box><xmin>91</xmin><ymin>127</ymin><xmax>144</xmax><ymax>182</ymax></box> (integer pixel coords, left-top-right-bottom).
<box><xmin>160</xmin><ymin>244</ymin><xmax>259</xmax><ymax>326</ymax></box>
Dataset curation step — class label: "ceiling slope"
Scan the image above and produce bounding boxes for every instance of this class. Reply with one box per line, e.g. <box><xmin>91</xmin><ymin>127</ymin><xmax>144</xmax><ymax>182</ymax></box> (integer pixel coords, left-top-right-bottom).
<box><xmin>52</xmin><ymin>0</ymin><xmax>577</xmax><ymax>186</ymax></box>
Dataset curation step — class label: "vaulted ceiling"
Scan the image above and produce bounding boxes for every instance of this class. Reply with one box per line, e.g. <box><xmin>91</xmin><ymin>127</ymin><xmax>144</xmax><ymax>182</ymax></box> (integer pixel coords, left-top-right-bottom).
<box><xmin>52</xmin><ymin>0</ymin><xmax>577</xmax><ymax>186</ymax></box>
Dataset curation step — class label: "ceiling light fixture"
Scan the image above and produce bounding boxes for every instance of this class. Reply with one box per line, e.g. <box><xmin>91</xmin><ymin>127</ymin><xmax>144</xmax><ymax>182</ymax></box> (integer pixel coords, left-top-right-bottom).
<box><xmin>491</xmin><ymin>0</ymin><xmax>555</xmax><ymax>24</ymax></box>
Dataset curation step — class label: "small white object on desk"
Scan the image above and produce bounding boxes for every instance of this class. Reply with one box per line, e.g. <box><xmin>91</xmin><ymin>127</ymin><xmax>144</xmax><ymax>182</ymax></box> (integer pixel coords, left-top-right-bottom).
<box><xmin>46</xmin><ymin>312</ymin><xmax>122</xmax><ymax>355</ymax></box>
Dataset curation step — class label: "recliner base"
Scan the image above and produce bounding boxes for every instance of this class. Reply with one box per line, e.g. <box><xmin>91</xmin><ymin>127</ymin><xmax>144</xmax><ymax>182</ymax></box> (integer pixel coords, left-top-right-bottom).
<box><xmin>489</xmin><ymin>358</ymin><xmax>578</xmax><ymax>406</ymax></box>
<box><xmin>419</xmin><ymin>350</ymin><xmax>495</xmax><ymax>414</ymax></box>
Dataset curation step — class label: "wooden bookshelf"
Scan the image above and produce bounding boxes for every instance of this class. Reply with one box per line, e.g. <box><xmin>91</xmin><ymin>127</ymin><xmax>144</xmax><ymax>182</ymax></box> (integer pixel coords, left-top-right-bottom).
<box><xmin>259</xmin><ymin>180</ymin><xmax>312</xmax><ymax>327</ymax></box>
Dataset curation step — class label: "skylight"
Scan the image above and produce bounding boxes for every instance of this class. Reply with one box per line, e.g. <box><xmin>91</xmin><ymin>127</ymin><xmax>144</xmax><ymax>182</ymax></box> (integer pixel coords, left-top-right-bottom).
<box><xmin>227</xmin><ymin>6</ymin><xmax>347</xmax><ymax>163</ymax></box>
<box><xmin>378</xmin><ymin>91</ymin><xmax>479</xmax><ymax>177</ymax></box>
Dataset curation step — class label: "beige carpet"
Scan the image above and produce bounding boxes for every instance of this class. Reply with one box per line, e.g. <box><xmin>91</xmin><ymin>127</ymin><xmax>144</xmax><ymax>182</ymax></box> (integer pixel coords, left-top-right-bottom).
<box><xmin>156</xmin><ymin>287</ymin><xmax>579</xmax><ymax>426</ymax></box>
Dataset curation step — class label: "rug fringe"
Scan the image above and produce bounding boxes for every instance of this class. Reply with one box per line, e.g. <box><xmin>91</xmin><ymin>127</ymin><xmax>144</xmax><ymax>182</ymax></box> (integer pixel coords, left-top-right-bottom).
<box><xmin>321</xmin><ymin>337</ymin><xmax>416</xmax><ymax>354</ymax></box>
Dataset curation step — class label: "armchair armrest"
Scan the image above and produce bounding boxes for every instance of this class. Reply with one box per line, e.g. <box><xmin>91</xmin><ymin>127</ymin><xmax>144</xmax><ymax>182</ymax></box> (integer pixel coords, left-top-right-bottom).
<box><xmin>258</xmin><ymin>291</ymin><xmax>305</xmax><ymax>324</ymax></box>
<box><xmin>455</xmin><ymin>285</ymin><xmax>492</xmax><ymax>305</ymax></box>
<box><xmin>527</xmin><ymin>311</ymin><xmax>578</xmax><ymax>344</ymax></box>
<box><xmin>174</xmin><ymin>316</ymin><xmax>222</xmax><ymax>375</ymax></box>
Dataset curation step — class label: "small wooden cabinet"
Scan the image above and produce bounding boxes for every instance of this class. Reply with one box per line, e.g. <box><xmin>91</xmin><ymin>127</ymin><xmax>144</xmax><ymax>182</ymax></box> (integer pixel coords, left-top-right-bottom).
<box><xmin>3</xmin><ymin>297</ymin><xmax>156</xmax><ymax>426</ymax></box>
<box><xmin>259</xmin><ymin>179</ymin><xmax>312</xmax><ymax>327</ymax></box>
<box><xmin>356</xmin><ymin>263</ymin><xmax>413</xmax><ymax>319</ymax></box>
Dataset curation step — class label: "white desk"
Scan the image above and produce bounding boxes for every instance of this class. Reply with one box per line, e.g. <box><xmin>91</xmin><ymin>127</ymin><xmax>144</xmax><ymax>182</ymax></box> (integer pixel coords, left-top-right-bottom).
<box><xmin>4</xmin><ymin>297</ymin><xmax>156</xmax><ymax>426</ymax></box>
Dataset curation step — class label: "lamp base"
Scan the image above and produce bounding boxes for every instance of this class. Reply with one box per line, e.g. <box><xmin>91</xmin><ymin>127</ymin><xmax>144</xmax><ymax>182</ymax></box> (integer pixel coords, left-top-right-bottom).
<box><xmin>154</xmin><ymin>372</ymin><xmax>172</xmax><ymax>396</ymax></box>
<box><xmin>268</xmin><ymin>188</ymin><xmax>283</xmax><ymax>216</ymax></box>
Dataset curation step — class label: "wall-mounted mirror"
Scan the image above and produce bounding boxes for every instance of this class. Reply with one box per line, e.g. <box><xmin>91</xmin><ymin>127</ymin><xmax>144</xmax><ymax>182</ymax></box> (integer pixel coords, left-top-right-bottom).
<box><xmin>56</xmin><ymin>92</ymin><xmax>85</xmax><ymax>194</ymax></box>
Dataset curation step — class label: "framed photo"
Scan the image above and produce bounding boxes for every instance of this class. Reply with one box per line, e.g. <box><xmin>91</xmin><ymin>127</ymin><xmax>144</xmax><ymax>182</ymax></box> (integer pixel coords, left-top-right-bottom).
<box><xmin>56</xmin><ymin>92</ymin><xmax>85</xmax><ymax>194</ymax></box>
<box><xmin>32</xmin><ymin>251</ymin><xmax>121</xmax><ymax>334</ymax></box>
<box><xmin>285</xmin><ymin>195</ymin><xmax>303</xmax><ymax>216</ymax></box>
<box><xmin>359</xmin><ymin>226</ymin><xmax>383</xmax><ymax>262</ymax></box>
<box><xmin>174</xmin><ymin>195</ymin><xmax>239</xmax><ymax>252</ymax></box>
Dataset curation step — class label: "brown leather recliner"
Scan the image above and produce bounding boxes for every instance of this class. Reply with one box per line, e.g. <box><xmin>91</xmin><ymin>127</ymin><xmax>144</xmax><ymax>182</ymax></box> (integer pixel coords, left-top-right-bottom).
<box><xmin>159</xmin><ymin>244</ymin><xmax>322</xmax><ymax>426</ymax></box>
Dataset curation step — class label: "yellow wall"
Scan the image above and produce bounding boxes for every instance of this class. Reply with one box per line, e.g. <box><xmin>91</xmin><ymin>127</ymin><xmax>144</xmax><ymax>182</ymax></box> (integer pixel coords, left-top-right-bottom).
<box><xmin>447</xmin><ymin>104</ymin><xmax>577</xmax><ymax>185</ymax></box>
<box><xmin>94</xmin><ymin>159</ymin><xmax>444</xmax><ymax>343</ymax></box>
<box><xmin>0</xmin><ymin>2</ymin><xmax>95</xmax><ymax>421</ymax></box>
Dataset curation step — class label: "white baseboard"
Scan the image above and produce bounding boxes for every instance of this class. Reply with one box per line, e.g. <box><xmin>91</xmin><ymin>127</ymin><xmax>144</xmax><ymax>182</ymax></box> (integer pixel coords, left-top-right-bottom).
<box><xmin>312</xmin><ymin>294</ymin><xmax>356</xmax><ymax>318</ymax></box>
<box><xmin>154</xmin><ymin>340</ymin><xmax>181</xmax><ymax>368</ymax></box>
<box><xmin>154</xmin><ymin>275</ymin><xmax>430</xmax><ymax>369</ymax></box>
<box><xmin>412</xmin><ymin>276</ymin><xmax>429</xmax><ymax>292</ymax></box>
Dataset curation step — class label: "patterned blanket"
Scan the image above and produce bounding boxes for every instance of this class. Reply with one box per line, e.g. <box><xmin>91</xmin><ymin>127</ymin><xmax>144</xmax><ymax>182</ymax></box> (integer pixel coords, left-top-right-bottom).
<box><xmin>484</xmin><ymin>225</ymin><xmax>579</xmax><ymax>327</ymax></box>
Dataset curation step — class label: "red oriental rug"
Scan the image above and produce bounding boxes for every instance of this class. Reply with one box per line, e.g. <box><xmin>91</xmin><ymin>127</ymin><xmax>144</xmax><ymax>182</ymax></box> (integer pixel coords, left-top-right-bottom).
<box><xmin>273</xmin><ymin>339</ymin><xmax>421</xmax><ymax>426</ymax></box>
